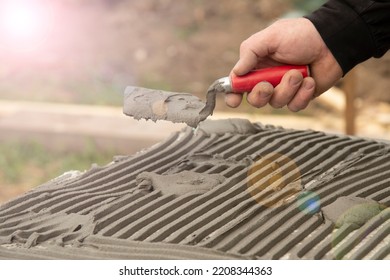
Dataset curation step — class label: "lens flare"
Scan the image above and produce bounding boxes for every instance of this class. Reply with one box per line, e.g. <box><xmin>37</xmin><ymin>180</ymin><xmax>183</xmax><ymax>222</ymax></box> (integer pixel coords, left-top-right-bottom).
<box><xmin>3</xmin><ymin>4</ymin><xmax>41</xmax><ymax>38</ymax></box>
<box><xmin>296</xmin><ymin>191</ymin><xmax>321</xmax><ymax>215</ymax></box>
<box><xmin>0</xmin><ymin>0</ymin><xmax>53</xmax><ymax>53</ymax></box>
<box><xmin>247</xmin><ymin>152</ymin><xmax>302</xmax><ymax>208</ymax></box>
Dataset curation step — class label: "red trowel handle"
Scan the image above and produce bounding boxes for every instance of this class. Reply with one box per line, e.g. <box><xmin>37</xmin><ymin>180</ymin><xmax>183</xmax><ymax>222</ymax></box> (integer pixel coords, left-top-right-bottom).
<box><xmin>230</xmin><ymin>65</ymin><xmax>310</xmax><ymax>93</ymax></box>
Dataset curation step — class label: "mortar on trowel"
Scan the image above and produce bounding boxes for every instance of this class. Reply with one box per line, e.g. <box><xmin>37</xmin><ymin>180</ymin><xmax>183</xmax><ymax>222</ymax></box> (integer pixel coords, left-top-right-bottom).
<box><xmin>124</xmin><ymin>65</ymin><xmax>309</xmax><ymax>128</ymax></box>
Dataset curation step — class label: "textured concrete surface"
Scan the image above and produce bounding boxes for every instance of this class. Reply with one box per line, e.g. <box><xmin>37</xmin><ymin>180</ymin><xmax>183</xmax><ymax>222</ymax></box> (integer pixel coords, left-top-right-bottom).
<box><xmin>0</xmin><ymin>119</ymin><xmax>389</xmax><ymax>259</ymax></box>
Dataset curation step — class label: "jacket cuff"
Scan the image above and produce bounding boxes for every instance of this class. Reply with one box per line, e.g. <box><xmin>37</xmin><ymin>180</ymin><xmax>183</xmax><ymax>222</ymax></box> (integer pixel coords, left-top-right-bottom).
<box><xmin>304</xmin><ymin>0</ymin><xmax>376</xmax><ymax>74</ymax></box>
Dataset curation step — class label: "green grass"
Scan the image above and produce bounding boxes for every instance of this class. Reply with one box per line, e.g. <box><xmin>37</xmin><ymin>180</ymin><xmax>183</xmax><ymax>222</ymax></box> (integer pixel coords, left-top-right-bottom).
<box><xmin>0</xmin><ymin>70</ymin><xmax>124</xmax><ymax>106</ymax></box>
<box><xmin>0</xmin><ymin>140</ymin><xmax>116</xmax><ymax>188</ymax></box>
<box><xmin>292</xmin><ymin>0</ymin><xmax>326</xmax><ymax>12</ymax></box>
<box><xmin>174</xmin><ymin>23</ymin><xmax>200</xmax><ymax>40</ymax></box>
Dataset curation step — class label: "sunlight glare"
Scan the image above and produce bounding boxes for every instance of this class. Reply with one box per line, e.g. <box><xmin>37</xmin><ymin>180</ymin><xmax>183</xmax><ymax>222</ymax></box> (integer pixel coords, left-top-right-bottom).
<box><xmin>0</xmin><ymin>0</ymin><xmax>51</xmax><ymax>52</ymax></box>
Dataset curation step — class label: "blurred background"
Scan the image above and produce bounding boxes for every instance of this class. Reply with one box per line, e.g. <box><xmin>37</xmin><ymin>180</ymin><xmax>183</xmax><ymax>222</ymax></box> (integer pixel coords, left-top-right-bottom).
<box><xmin>0</xmin><ymin>0</ymin><xmax>389</xmax><ymax>202</ymax></box>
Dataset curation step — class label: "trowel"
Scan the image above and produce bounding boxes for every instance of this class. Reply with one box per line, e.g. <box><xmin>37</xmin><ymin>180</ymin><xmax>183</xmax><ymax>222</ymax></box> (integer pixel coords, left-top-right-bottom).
<box><xmin>124</xmin><ymin>65</ymin><xmax>309</xmax><ymax>127</ymax></box>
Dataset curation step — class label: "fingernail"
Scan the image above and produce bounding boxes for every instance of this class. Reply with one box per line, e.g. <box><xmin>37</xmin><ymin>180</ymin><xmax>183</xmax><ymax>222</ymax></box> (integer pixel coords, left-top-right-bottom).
<box><xmin>304</xmin><ymin>81</ymin><xmax>315</xmax><ymax>90</ymax></box>
<box><xmin>259</xmin><ymin>82</ymin><xmax>273</xmax><ymax>98</ymax></box>
<box><xmin>289</xmin><ymin>75</ymin><xmax>302</xmax><ymax>86</ymax></box>
<box><xmin>232</xmin><ymin>60</ymin><xmax>244</xmax><ymax>75</ymax></box>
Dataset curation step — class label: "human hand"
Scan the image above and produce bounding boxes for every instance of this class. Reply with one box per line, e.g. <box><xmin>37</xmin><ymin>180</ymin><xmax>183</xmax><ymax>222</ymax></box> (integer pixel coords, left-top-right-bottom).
<box><xmin>225</xmin><ymin>18</ymin><xmax>343</xmax><ymax>112</ymax></box>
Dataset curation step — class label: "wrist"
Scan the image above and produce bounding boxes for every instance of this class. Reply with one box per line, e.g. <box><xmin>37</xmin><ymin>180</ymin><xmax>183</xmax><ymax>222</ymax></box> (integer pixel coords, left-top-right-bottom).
<box><xmin>304</xmin><ymin>0</ymin><xmax>376</xmax><ymax>74</ymax></box>
<box><xmin>302</xmin><ymin>18</ymin><xmax>343</xmax><ymax>95</ymax></box>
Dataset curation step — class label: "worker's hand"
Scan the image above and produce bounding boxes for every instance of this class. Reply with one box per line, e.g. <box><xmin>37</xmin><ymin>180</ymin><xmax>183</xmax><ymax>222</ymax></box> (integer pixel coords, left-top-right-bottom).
<box><xmin>225</xmin><ymin>18</ymin><xmax>343</xmax><ymax>112</ymax></box>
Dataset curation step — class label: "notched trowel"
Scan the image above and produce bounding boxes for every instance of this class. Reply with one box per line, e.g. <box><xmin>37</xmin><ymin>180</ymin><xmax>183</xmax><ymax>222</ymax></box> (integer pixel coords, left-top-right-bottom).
<box><xmin>124</xmin><ymin>65</ymin><xmax>309</xmax><ymax>128</ymax></box>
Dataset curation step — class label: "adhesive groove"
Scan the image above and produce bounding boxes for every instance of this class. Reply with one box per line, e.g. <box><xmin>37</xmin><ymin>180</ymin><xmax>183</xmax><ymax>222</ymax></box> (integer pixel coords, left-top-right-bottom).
<box><xmin>1</xmin><ymin>121</ymin><xmax>389</xmax><ymax>259</ymax></box>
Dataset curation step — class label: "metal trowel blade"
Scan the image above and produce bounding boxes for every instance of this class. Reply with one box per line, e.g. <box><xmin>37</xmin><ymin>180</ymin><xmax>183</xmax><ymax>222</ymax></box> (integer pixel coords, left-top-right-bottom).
<box><xmin>123</xmin><ymin>86</ymin><xmax>208</xmax><ymax>128</ymax></box>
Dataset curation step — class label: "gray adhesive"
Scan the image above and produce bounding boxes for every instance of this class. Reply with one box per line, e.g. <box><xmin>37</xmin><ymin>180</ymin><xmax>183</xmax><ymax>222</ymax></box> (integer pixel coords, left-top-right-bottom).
<box><xmin>123</xmin><ymin>80</ymin><xmax>224</xmax><ymax>127</ymax></box>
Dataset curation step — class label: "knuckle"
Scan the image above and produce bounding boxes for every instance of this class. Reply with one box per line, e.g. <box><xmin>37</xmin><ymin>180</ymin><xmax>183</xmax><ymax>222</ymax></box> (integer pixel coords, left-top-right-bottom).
<box><xmin>239</xmin><ymin>40</ymin><xmax>250</xmax><ymax>52</ymax></box>
<box><xmin>240</xmin><ymin>34</ymin><xmax>257</xmax><ymax>51</ymax></box>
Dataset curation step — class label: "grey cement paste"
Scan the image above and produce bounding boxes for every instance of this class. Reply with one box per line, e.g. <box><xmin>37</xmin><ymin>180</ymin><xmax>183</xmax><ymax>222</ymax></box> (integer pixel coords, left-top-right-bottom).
<box><xmin>196</xmin><ymin>118</ymin><xmax>258</xmax><ymax>135</ymax></box>
<box><xmin>1</xmin><ymin>119</ymin><xmax>389</xmax><ymax>260</ymax></box>
<box><xmin>123</xmin><ymin>80</ymin><xmax>225</xmax><ymax>127</ymax></box>
<box><xmin>136</xmin><ymin>171</ymin><xmax>225</xmax><ymax>196</ymax></box>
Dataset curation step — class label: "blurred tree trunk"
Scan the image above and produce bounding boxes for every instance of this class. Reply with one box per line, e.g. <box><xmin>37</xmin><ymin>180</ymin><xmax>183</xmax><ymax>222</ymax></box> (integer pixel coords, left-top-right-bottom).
<box><xmin>343</xmin><ymin>69</ymin><xmax>357</xmax><ymax>135</ymax></box>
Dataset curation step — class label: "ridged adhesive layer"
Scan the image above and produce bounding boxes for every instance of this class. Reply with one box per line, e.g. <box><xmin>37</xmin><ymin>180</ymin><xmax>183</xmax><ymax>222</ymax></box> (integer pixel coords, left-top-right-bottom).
<box><xmin>1</xmin><ymin>119</ymin><xmax>389</xmax><ymax>259</ymax></box>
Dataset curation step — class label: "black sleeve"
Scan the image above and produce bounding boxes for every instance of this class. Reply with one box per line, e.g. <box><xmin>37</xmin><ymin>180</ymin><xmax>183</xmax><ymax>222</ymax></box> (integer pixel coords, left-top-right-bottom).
<box><xmin>304</xmin><ymin>0</ymin><xmax>390</xmax><ymax>74</ymax></box>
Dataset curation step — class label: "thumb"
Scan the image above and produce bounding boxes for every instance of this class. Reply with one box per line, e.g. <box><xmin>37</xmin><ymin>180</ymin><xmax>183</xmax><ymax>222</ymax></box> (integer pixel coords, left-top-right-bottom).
<box><xmin>233</xmin><ymin>33</ymin><xmax>271</xmax><ymax>76</ymax></box>
<box><xmin>232</xmin><ymin>50</ymin><xmax>258</xmax><ymax>76</ymax></box>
